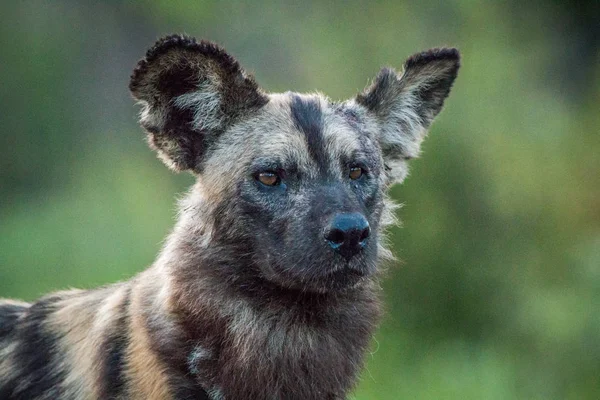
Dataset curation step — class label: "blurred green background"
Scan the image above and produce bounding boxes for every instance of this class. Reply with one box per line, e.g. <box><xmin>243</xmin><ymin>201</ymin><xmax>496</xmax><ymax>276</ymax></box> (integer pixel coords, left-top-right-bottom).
<box><xmin>1</xmin><ymin>1</ymin><xmax>599</xmax><ymax>399</ymax></box>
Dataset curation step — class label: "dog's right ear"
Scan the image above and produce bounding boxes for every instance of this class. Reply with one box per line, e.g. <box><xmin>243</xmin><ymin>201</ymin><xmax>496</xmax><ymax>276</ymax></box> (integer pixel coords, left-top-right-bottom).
<box><xmin>129</xmin><ymin>34</ymin><xmax>268</xmax><ymax>172</ymax></box>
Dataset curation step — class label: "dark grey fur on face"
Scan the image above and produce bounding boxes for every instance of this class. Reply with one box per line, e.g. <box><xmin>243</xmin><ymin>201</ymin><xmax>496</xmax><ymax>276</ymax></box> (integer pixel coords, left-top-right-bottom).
<box><xmin>0</xmin><ymin>35</ymin><xmax>459</xmax><ymax>400</ymax></box>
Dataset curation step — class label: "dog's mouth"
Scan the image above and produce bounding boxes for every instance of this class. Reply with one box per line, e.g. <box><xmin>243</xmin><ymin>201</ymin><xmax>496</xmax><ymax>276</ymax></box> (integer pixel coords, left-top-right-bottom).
<box><xmin>318</xmin><ymin>266</ymin><xmax>367</xmax><ymax>290</ymax></box>
<box><xmin>261</xmin><ymin>258</ymin><xmax>372</xmax><ymax>293</ymax></box>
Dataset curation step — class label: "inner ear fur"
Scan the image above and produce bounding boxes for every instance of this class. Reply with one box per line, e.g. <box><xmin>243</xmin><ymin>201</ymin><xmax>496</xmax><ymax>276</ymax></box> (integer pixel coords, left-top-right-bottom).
<box><xmin>129</xmin><ymin>34</ymin><xmax>268</xmax><ymax>172</ymax></box>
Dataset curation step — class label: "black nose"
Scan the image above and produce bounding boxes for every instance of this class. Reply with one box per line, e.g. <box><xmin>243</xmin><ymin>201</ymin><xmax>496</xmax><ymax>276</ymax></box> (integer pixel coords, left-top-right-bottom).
<box><xmin>324</xmin><ymin>213</ymin><xmax>370</xmax><ymax>260</ymax></box>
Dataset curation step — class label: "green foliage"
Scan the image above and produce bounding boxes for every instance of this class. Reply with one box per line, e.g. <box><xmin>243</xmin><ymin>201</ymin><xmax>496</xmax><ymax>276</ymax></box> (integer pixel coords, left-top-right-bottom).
<box><xmin>1</xmin><ymin>1</ymin><xmax>598</xmax><ymax>398</ymax></box>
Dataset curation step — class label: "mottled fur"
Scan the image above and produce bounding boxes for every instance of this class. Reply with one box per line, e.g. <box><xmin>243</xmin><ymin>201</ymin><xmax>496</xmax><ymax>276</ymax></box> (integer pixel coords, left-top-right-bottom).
<box><xmin>0</xmin><ymin>35</ymin><xmax>459</xmax><ymax>399</ymax></box>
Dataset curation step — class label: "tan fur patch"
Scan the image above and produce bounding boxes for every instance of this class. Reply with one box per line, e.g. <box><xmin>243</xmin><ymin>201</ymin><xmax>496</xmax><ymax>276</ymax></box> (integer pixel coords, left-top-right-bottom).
<box><xmin>48</xmin><ymin>288</ymin><xmax>114</xmax><ymax>399</ymax></box>
<box><xmin>125</xmin><ymin>279</ymin><xmax>173</xmax><ymax>400</ymax></box>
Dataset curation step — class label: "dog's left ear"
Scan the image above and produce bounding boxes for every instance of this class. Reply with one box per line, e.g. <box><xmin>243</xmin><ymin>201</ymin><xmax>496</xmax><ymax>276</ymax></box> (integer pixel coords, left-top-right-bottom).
<box><xmin>356</xmin><ymin>48</ymin><xmax>460</xmax><ymax>184</ymax></box>
<box><xmin>129</xmin><ymin>34</ymin><xmax>268</xmax><ymax>172</ymax></box>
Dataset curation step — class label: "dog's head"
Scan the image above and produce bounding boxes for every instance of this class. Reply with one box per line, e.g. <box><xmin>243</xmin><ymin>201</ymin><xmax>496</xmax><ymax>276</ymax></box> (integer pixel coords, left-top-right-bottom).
<box><xmin>130</xmin><ymin>35</ymin><xmax>459</xmax><ymax>292</ymax></box>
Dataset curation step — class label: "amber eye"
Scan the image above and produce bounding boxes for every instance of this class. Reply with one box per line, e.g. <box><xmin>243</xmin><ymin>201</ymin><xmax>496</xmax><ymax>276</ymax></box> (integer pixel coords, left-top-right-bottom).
<box><xmin>349</xmin><ymin>167</ymin><xmax>363</xmax><ymax>180</ymax></box>
<box><xmin>257</xmin><ymin>171</ymin><xmax>280</xmax><ymax>186</ymax></box>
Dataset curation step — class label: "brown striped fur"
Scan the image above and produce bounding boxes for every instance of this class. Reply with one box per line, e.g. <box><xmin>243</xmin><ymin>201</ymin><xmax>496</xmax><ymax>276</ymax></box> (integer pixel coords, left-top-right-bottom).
<box><xmin>0</xmin><ymin>35</ymin><xmax>459</xmax><ymax>399</ymax></box>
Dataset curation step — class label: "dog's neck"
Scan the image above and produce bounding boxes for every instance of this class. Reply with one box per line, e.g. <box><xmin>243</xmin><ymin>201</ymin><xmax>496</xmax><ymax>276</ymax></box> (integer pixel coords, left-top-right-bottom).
<box><xmin>140</xmin><ymin>215</ymin><xmax>383</xmax><ymax>399</ymax></box>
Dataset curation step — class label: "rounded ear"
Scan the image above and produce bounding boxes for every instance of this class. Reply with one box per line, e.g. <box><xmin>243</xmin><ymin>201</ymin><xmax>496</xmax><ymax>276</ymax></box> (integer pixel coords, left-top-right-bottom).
<box><xmin>356</xmin><ymin>48</ymin><xmax>460</xmax><ymax>183</ymax></box>
<box><xmin>130</xmin><ymin>34</ymin><xmax>268</xmax><ymax>172</ymax></box>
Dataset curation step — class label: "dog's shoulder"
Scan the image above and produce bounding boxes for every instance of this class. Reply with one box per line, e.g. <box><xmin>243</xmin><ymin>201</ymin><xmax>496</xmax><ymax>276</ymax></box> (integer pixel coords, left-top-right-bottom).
<box><xmin>0</xmin><ymin>299</ymin><xmax>30</xmax><ymax>341</ymax></box>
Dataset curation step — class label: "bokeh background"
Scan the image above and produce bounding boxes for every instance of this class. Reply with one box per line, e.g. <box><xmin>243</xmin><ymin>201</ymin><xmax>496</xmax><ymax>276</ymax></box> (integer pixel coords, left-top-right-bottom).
<box><xmin>1</xmin><ymin>1</ymin><xmax>599</xmax><ymax>399</ymax></box>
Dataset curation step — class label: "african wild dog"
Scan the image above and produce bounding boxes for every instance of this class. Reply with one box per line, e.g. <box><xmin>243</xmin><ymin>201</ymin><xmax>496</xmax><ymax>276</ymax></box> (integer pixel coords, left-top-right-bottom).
<box><xmin>0</xmin><ymin>34</ymin><xmax>459</xmax><ymax>399</ymax></box>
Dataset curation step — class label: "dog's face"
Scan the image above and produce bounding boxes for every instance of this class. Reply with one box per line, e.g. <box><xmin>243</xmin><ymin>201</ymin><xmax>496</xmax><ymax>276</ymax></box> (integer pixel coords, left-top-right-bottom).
<box><xmin>205</xmin><ymin>93</ymin><xmax>387</xmax><ymax>292</ymax></box>
<box><xmin>130</xmin><ymin>35</ymin><xmax>459</xmax><ymax>292</ymax></box>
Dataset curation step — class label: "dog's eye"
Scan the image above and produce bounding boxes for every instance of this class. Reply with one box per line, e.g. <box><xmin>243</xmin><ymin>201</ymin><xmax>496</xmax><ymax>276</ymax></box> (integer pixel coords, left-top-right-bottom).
<box><xmin>349</xmin><ymin>167</ymin><xmax>364</xmax><ymax>180</ymax></box>
<box><xmin>257</xmin><ymin>171</ymin><xmax>281</xmax><ymax>186</ymax></box>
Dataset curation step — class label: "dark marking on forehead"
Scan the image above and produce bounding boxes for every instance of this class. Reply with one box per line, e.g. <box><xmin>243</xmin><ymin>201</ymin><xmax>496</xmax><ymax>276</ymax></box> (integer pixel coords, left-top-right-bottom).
<box><xmin>290</xmin><ymin>94</ymin><xmax>327</xmax><ymax>167</ymax></box>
